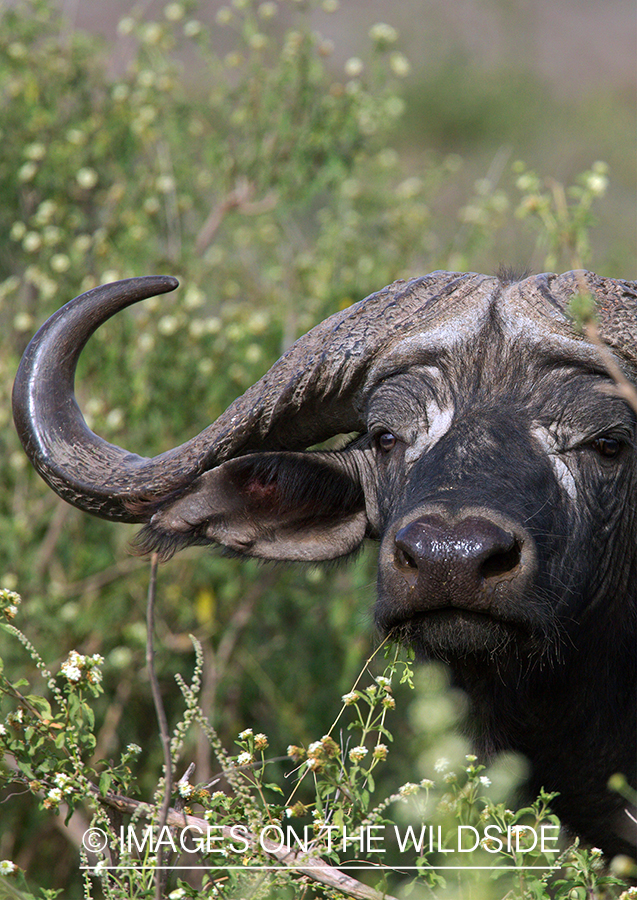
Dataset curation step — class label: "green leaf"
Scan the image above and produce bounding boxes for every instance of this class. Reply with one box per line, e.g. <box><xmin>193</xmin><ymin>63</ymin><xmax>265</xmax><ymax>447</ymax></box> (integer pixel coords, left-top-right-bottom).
<box><xmin>99</xmin><ymin>771</ymin><xmax>113</xmax><ymax>797</ymax></box>
<box><xmin>263</xmin><ymin>782</ymin><xmax>283</xmax><ymax>794</ymax></box>
<box><xmin>25</xmin><ymin>696</ymin><xmax>52</xmax><ymax>718</ymax></box>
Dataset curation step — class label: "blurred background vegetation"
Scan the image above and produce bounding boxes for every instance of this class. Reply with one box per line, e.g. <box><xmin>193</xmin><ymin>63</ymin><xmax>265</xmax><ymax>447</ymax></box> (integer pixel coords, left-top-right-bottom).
<box><xmin>0</xmin><ymin>0</ymin><xmax>634</xmax><ymax>895</ymax></box>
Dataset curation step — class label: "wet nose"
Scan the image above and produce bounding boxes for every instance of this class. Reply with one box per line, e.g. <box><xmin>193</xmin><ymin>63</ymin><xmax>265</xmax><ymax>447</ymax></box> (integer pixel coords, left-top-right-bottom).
<box><xmin>394</xmin><ymin>514</ymin><xmax>523</xmax><ymax>605</ymax></box>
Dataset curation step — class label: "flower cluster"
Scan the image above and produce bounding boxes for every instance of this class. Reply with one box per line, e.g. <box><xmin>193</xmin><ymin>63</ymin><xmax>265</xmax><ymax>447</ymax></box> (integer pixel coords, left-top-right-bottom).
<box><xmin>0</xmin><ymin>589</ymin><xmax>21</xmax><ymax>621</ymax></box>
<box><xmin>235</xmin><ymin>727</ymin><xmax>269</xmax><ymax>773</ymax></box>
<box><xmin>178</xmin><ymin>780</ymin><xmax>194</xmax><ymax>799</ymax></box>
<box><xmin>59</xmin><ymin>651</ymin><xmax>104</xmax><ymax>693</ymax></box>
<box><xmin>348</xmin><ymin>745</ymin><xmax>368</xmax><ymax>764</ymax></box>
<box><xmin>287</xmin><ymin>744</ymin><xmax>306</xmax><ymax>762</ymax></box>
<box><xmin>306</xmin><ymin>734</ymin><xmax>340</xmax><ymax>773</ymax></box>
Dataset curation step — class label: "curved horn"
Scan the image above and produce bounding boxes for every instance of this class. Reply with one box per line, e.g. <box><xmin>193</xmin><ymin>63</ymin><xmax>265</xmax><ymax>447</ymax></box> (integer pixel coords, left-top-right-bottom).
<box><xmin>11</xmin><ymin>271</ymin><xmax>499</xmax><ymax>522</ymax></box>
<box><xmin>13</xmin><ymin>277</ymin><xmax>180</xmax><ymax>521</ymax></box>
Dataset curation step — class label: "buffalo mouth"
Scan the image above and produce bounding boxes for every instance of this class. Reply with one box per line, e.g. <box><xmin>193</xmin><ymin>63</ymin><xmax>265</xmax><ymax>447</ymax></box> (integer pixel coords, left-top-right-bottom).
<box><xmin>376</xmin><ymin>603</ymin><xmax>535</xmax><ymax>661</ymax></box>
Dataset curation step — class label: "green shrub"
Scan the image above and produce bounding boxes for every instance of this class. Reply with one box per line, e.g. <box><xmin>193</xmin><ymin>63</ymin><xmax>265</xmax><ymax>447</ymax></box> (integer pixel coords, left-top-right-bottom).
<box><xmin>0</xmin><ymin>1</ymin><xmax>622</xmax><ymax>897</ymax></box>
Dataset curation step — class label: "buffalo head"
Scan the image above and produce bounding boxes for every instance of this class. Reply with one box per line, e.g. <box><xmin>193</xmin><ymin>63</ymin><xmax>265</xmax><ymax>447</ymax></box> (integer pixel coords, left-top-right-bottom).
<box><xmin>12</xmin><ymin>270</ymin><xmax>637</xmax><ymax>857</ymax></box>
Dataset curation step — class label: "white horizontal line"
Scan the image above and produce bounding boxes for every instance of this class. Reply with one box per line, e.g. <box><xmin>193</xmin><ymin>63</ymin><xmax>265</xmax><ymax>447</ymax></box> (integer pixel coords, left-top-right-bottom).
<box><xmin>80</xmin><ymin>865</ymin><xmax>559</xmax><ymax>871</ymax></box>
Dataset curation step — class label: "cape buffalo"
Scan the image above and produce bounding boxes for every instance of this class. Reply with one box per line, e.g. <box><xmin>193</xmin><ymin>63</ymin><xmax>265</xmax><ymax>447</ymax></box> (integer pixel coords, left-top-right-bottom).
<box><xmin>12</xmin><ymin>269</ymin><xmax>637</xmax><ymax>857</ymax></box>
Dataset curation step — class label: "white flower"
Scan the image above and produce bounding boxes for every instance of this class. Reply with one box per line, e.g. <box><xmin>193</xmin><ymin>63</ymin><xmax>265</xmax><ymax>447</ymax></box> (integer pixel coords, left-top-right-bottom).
<box><xmin>585</xmin><ymin>173</ymin><xmax>608</xmax><ymax>197</ymax></box>
<box><xmin>60</xmin><ymin>650</ymin><xmax>87</xmax><ymax>683</ymax></box>
<box><xmin>63</xmin><ymin>665</ymin><xmax>83</xmax><ymax>683</ymax></box>
<box><xmin>164</xmin><ymin>3</ymin><xmax>184</xmax><ymax>21</ymax></box>
<box><xmin>18</xmin><ymin>162</ymin><xmax>37</xmax><ymax>183</ymax></box>
<box><xmin>0</xmin><ymin>725</ymin><xmax>6</xmax><ymax>736</ymax></box>
<box><xmin>34</xmin><ymin>200</ymin><xmax>57</xmax><ymax>223</ymax></box>
<box><xmin>369</xmin><ymin>22</ymin><xmax>398</xmax><ymax>45</ymax></box>
<box><xmin>112</xmin><ymin>83</ymin><xmax>130</xmax><ymax>102</ymax></box>
<box><xmin>183</xmin><ymin>19</ymin><xmax>202</xmax><ymax>37</ymax></box>
<box><xmin>344</xmin><ymin>57</ymin><xmax>364</xmax><ymax>78</ymax></box>
<box><xmin>67</xmin><ymin>651</ymin><xmax>86</xmax><ymax>666</ymax></box>
<box><xmin>216</xmin><ymin>7</ymin><xmax>233</xmax><ymax>25</ymax></box>
<box><xmin>76</xmin><ymin>168</ymin><xmax>98</xmax><ymax>190</ymax></box>
<box><xmin>389</xmin><ymin>52</ymin><xmax>411</xmax><ymax>77</ymax></box>
<box><xmin>126</xmin><ymin>743</ymin><xmax>142</xmax><ymax>755</ymax></box>
<box><xmin>0</xmin><ymin>859</ymin><xmax>16</xmax><ymax>875</ymax></box>
<box><xmin>258</xmin><ymin>2</ymin><xmax>277</xmax><ymax>19</ymax></box>
<box><xmin>238</xmin><ymin>728</ymin><xmax>253</xmax><ymax>740</ymax></box>
<box><xmin>10</xmin><ymin>222</ymin><xmax>26</xmax><ymax>241</ymax></box>
<box><xmin>479</xmin><ymin>775</ymin><xmax>491</xmax><ymax>786</ymax></box>
<box><xmin>396</xmin><ymin>176</ymin><xmax>422</xmax><ymax>200</ymax></box>
<box><xmin>141</xmin><ymin>23</ymin><xmax>162</xmax><ymax>44</ymax></box>
<box><xmin>86</xmin><ymin>668</ymin><xmax>102</xmax><ymax>685</ymax></box>
<box><xmin>341</xmin><ymin>691</ymin><xmax>358</xmax><ymax>706</ymax></box>
<box><xmin>348</xmin><ymin>745</ymin><xmax>368</xmax><ymax>763</ymax></box>
<box><xmin>47</xmin><ymin>788</ymin><xmax>63</xmax><ymax>803</ymax></box>
<box><xmin>249</xmin><ymin>33</ymin><xmax>267</xmax><ymax>50</ymax></box>
<box><xmin>168</xmin><ymin>890</ymin><xmax>187</xmax><ymax>900</ymax></box>
<box><xmin>22</xmin><ymin>231</ymin><xmax>42</xmax><ymax>253</ymax></box>
<box><xmin>26</xmin><ymin>142</ymin><xmax>46</xmax><ymax>161</ymax></box>
<box><xmin>236</xmin><ymin>751</ymin><xmax>253</xmax><ymax>766</ymax></box>
<box><xmin>178</xmin><ymin>781</ymin><xmax>194</xmax><ymax>798</ymax></box>
<box><xmin>433</xmin><ymin>757</ymin><xmax>449</xmax><ymax>773</ymax></box>
<box><xmin>398</xmin><ymin>782</ymin><xmax>419</xmax><ymax>796</ymax></box>
<box><xmin>117</xmin><ymin>16</ymin><xmax>135</xmax><ymax>35</ymax></box>
<box><xmin>51</xmin><ymin>254</ymin><xmax>70</xmax><ymax>273</ymax></box>
<box><xmin>156</xmin><ymin>175</ymin><xmax>175</xmax><ymax>194</ymax></box>
<box><xmin>158</xmin><ymin>315</ymin><xmax>179</xmax><ymax>336</ymax></box>
<box><xmin>74</xmin><ymin>234</ymin><xmax>92</xmax><ymax>253</ymax></box>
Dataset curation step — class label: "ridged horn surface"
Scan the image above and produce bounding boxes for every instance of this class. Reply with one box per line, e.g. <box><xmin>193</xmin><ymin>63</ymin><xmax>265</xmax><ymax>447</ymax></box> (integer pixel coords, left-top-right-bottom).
<box><xmin>13</xmin><ymin>269</ymin><xmax>635</xmax><ymax>524</ymax></box>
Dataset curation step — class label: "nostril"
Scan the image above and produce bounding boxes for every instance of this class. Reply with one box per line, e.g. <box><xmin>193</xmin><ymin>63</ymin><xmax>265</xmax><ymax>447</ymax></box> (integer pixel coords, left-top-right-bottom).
<box><xmin>395</xmin><ymin>546</ymin><xmax>418</xmax><ymax>570</ymax></box>
<box><xmin>479</xmin><ymin>539</ymin><xmax>522</xmax><ymax>581</ymax></box>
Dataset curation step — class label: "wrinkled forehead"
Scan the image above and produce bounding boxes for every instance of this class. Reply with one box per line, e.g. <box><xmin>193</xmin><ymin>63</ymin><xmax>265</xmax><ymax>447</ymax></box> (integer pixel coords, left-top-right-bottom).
<box><xmin>363</xmin><ymin>279</ymin><xmax>611</xmax><ymax>391</ymax></box>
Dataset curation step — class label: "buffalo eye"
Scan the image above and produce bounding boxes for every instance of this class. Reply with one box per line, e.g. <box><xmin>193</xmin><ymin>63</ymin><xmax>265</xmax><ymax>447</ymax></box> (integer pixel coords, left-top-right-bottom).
<box><xmin>376</xmin><ymin>432</ymin><xmax>397</xmax><ymax>454</ymax></box>
<box><xmin>590</xmin><ymin>436</ymin><xmax>622</xmax><ymax>459</ymax></box>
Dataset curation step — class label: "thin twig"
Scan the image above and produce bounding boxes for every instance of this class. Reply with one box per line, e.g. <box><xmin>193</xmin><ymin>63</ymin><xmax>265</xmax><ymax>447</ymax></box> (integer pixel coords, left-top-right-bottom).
<box><xmin>60</xmin><ymin>557</ymin><xmax>147</xmax><ymax>598</ymax></box>
<box><xmin>584</xmin><ymin>321</ymin><xmax>637</xmax><ymax>416</ymax></box>
<box><xmin>145</xmin><ymin>553</ymin><xmax>172</xmax><ymax>900</ymax></box>
<box><xmin>195</xmin><ymin>179</ymin><xmax>277</xmax><ymax>254</ymax></box>
<box><xmin>95</xmin><ymin>786</ymin><xmax>399</xmax><ymax>900</ymax></box>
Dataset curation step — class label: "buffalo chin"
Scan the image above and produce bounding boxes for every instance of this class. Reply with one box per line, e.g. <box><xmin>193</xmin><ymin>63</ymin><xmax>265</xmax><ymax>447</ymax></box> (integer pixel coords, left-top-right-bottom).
<box><xmin>385</xmin><ymin>609</ymin><xmax>531</xmax><ymax>662</ymax></box>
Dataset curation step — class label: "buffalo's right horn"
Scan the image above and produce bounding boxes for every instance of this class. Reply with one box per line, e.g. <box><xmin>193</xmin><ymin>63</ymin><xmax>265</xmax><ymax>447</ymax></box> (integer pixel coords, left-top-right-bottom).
<box><xmin>11</xmin><ymin>272</ymin><xmax>492</xmax><ymax>521</ymax></box>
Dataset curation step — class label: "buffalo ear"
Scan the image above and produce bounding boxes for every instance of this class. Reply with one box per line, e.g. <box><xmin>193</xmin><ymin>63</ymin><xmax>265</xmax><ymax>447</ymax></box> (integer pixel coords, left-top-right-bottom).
<box><xmin>133</xmin><ymin>451</ymin><xmax>368</xmax><ymax>561</ymax></box>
